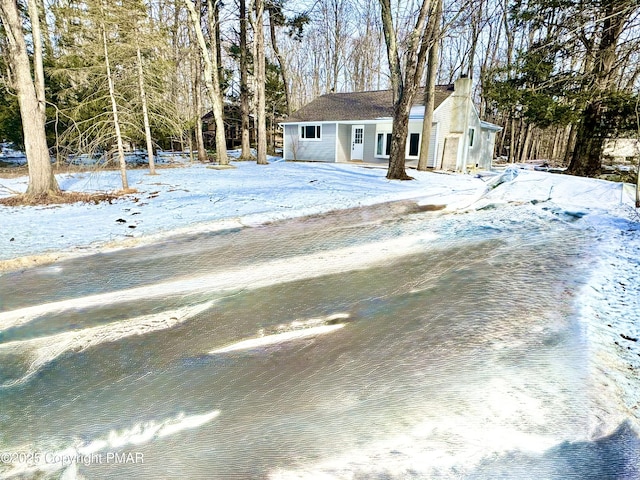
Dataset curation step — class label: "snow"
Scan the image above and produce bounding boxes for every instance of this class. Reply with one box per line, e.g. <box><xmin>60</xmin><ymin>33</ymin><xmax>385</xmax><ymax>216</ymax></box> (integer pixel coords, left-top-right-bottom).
<box><xmin>0</xmin><ymin>155</ymin><xmax>639</xmax><ymax>434</ymax></box>
<box><xmin>0</xmin><ymin>156</ymin><xmax>484</xmax><ymax>265</ymax></box>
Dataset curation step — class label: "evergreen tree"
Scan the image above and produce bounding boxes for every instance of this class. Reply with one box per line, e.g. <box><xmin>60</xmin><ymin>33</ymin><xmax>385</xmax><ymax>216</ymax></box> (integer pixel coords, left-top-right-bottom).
<box><xmin>485</xmin><ymin>0</ymin><xmax>640</xmax><ymax>175</ymax></box>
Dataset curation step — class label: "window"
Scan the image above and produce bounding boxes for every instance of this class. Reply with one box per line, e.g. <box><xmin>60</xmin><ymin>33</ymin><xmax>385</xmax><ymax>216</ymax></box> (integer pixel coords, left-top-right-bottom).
<box><xmin>376</xmin><ymin>132</ymin><xmax>393</xmax><ymax>157</ymax></box>
<box><xmin>409</xmin><ymin>133</ymin><xmax>420</xmax><ymax>157</ymax></box>
<box><xmin>300</xmin><ymin>124</ymin><xmax>321</xmax><ymax>140</ymax></box>
<box><xmin>468</xmin><ymin>127</ymin><xmax>475</xmax><ymax>147</ymax></box>
<box><xmin>377</xmin><ymin>131</ymin><xmax>421</xmax><ymax>158</ymax></box>
<box><xmin>354</xmin><ymin>128</ymin><xmax>363</xmax><ymax>144</ymax></box>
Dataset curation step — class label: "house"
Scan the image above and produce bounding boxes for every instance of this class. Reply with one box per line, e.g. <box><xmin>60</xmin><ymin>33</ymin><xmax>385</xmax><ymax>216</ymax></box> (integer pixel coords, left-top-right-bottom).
<box><xmin>203</xmin><ymin>105</ymin><xmax>285</xmax><ymax>152</ymax></box>
<box><xmin>280</xmin><ymin>77</ymin><xmax>502</xmax><ymax>171</ymax></box>
<box><xmin>202</xmin><ymin>105</ymin><xmax>255</xmax><ymax>150</ymax></box>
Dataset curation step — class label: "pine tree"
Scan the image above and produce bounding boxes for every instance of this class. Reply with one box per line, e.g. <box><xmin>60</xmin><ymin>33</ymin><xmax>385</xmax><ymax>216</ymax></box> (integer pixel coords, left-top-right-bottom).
<box><xmin>484</xmin><ymin>0</ymin><xmax>640</xmax><ymax>176</ymax></box>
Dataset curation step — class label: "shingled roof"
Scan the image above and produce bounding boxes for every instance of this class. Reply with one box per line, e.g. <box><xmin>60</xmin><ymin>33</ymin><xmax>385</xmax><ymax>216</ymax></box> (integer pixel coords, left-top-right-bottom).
<box><xmin>283</xmin><ymin>84</ymin><xmax>455</xmax><ymax>123</ymax></box>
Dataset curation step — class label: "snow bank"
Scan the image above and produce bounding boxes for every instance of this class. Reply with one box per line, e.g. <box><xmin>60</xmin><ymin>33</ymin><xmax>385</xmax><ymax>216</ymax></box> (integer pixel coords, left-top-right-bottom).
<box><xmin>472</xmin><ymin>167</ymin><xmax>633</xmax><ymax>212</ymax></box>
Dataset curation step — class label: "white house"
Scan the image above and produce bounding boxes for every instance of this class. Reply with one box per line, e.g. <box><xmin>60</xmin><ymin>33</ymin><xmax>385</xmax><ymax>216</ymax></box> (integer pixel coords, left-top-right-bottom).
<box><xmin>280</xmin><ymin>77</ymin><xmax>501</xmax><ymax>171</ymax></box>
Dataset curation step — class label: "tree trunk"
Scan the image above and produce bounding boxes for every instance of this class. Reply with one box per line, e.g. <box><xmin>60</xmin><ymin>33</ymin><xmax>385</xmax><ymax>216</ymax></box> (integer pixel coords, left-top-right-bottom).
<box><xmin>194</xmin><ymin>53</ymin><xmax>208</xmax><ymax>162</ymax></box>
<box><xmin>135</xmin><ymin>36</ymin><xmax>157</xmax><ymax>175</ymax></box>
<box><xmin>34</xmin><ymin>0</ymin><xmax>53</xmax><ymax>57</ymax></box>
<box><xmin>26</xmin><ymin>0</ymin><xmax>45</xmax><ymax>107</ymax></box>
<box><xmin>184</xmin><ymin>0</ymin><xmax>228</xmax><ymax>164</ymax></box>
<box><xmin>551</xmin><ymin>126</ymin><xmax>562</xmax><ymax>162</ymax></box>
<box><xmin>508</xmin><ymin>114</ymin><xmax>517</xmax><ymax>162</ymax></box>
<box><xmin>519</xmin><ymin>122</ymin><xmax>532</xmax><ymax>163</ymax></box>
<box><xmin>379</xmin><ymin>0</ymin><xmax>435</xmax><ymax>180</ymax></box>
<box><xmin>214</xmin><ymin>0</ymin><xmax>223</xmax><ymax>86</ymax></box>
<box><xmin>255</xmin><ymin>0</ymin><xmax>268</xmax><ymax>164</ymax></box>
<box><xmin>563</xmin><ymin>124</ymin><xmax>576</xmax><ymax>165</ymax></box>
<box><xmin>191</xmin><ymin>0</ymin><xmax>208</xmax><ymax>163</ymax></box>
<box><xmin>417</xmin><ymin>44</ymin><xmax>438</xmax><ymax>171</ymax></box>
<box><xmin>387</xmin><ymin>94</ymin><xmax>416</xmax><ymax>180</ymax></box>
<box><xmin>188</xmin><ymin>131</ymin><xmax>194</xmax><ymax>162</ymax></box>
<box><xmin>417</xmin><ymin>0</ymin><xmax>442</xmax><ymax>171</ymax></box>
<box><xmin>0</xmin><ymin>0</ymin><xmax>60</xmax><ymax>197</ymax></box>
<box><xmin>239</xmin><ymin>0</ymin><xmax>252</xmax><ymax>159</ymax></box>
<box><xmin>207</xmin><ymin>0</ymin><xmax>229</xmax><ymax>164</ymax></box>
<box><xmin>568</xmin><ymin>0</ymin><xmax>629</xmax><ymax>176</ymax></box>
<box><xmin>379</xmin><ymin>0</ymin><xmax>403</xmax><ymax>106</ymax></box>
<box><xmin>636</xmin><ymin>149</ymin><xmax>640</xmax><ymax>208</ymax></box>
<box><xmin>101</xmin><ymin>7</ymin><xmax>128</xmax><ymax>190</ymax></box>
<box><xmin>568</xmin><ymin>101</ymin><xmax>606</xmax><ymax>176</ymax></box>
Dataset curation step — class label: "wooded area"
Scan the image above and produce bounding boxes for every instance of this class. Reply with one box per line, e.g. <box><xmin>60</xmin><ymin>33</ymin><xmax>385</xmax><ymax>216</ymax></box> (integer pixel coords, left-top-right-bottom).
<box><xmin>1</xmin><ymin>0</ymin><xmax>639</xmax><ymax>196</ymax></box>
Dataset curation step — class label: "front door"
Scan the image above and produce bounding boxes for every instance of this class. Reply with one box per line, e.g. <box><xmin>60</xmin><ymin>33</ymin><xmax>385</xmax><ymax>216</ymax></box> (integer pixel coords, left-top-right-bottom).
<box><xmin>350</xmin><ymin>125</ymin><xmax>364</xmax><ymax>161</ymax></box>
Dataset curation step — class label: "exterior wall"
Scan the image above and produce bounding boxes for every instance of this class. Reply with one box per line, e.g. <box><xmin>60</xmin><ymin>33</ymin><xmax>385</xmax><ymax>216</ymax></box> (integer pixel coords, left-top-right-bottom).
<box><xmin>479</xmin><ymin>129</ymin><xmax>498</xmax><ymax>169</ymax></box>
<box><xmin>466</xmin><ymin>111</ymin><xmax>483</xmax><ymax>169</ymax></box>
<box><xmin>363</xmin><ymin>124</ymin><xmax>377</xmax><ymax>162</ymax></box>
<box><xmin>433</xmin><ymin>95</ymin><xmax>497</xmax><ymax>172</ymax></box>
<box><xmin>337</xmin><ymin>124</ymin><xmax>351</xmax><ymax>162</ymax></box>
<box><xmin>372</xmin><ymin>120</ymin><xmax>426</xmax><ymax>164</ymax></box>
<box><xmin>283</xmin><ymin>123</ymin><xmax>337</xmax><ymax>162</ymax></box>
<box><xmin>426</xmin><ymin>122</ymin><xmax>438</xmax><ymax>167</ymax></box>
<box><xmin>405</xmin><ymin>120</ymin><xmax>425</xmax><ymax>167</ymax></box>
<box><xmin>431</xmin><ymin>98</ymin><xmax>452</xmax><ymax>169</ymax></box>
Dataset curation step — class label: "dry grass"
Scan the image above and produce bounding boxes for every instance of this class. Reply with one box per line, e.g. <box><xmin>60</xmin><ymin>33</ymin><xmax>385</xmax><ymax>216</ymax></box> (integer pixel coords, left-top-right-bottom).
<box><xmin>0</xmin><ymin>189</ymin><xmax>137</xmax><ymax>206</ymax></box>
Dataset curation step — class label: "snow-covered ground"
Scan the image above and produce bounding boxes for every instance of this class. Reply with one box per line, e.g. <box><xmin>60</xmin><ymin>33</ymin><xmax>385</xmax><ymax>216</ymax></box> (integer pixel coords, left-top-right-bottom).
<box><xmin>0</xmin><ymin>157</ymin><xmax>487</xmax><ymax>267</ymax></box>
<box><xmin>0</xmin><ymin>157</ymin><xmax>635</xmax><ymax>266</ymax></box>
<box><xmin>1</xmin><ymin>156</ymin><xmax>639</xmax><ymax>434</ymax></box>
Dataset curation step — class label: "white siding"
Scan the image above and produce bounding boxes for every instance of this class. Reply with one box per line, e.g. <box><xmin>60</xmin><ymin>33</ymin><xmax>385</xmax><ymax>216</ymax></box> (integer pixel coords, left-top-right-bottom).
<box><xmin>432</xmin><ymin>97</ymin><xmax>453</xmax><ymax>169</ymax></box>
<box><xmin>363</xmin><ymin>124</ymin><xmax>377</xmax><ymax>162</ymax></box>
<box><xmin>337</xmin><ymin>124</ymin><xmax>351</xmax><ymax>162</ymax></box>
<box><xmin>466</xmin><ymin>111</ymin><xmax>483</xmax><ymax>169</ymax></box>
<box><xmin>426</xmin><ymin>123</ymin><xmax>438</xmax><ymax>168</ymax></box>
<box><xmin>479</xmin><ymin>129</ymin><xmax>498</xmax><ymax>169</ymax></box>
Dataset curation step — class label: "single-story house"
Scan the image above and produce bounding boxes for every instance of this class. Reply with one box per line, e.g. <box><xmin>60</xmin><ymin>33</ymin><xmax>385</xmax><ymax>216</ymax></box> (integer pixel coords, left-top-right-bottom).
<box><xmin>279</xmin><ymin>77</ymin><xmax>502</xmax><ymax>171</ymax></box>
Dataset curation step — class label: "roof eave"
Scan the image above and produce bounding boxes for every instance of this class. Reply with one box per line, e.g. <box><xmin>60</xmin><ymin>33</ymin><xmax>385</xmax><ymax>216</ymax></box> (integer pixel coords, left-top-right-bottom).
<box><xmin>480</xmin><ymin>120</ymin><xmax>503</xmax><ymax>131</ymax></box>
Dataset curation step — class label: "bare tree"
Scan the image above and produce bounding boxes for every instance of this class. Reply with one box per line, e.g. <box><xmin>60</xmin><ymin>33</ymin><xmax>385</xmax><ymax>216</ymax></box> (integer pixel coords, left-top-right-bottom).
<box><xmin>255</xmin><ymin>0</ymin><xmax>268</xmax><ymax>164</ymax></box>
<box><xmin>100</xmin><ymin>0</ymin><xmax>129</xmax><ymax>189</ymax></box>
<box><xmin>0</xmin><ymin>0</ymin><xmax>60</xmax><ymax>197</ymax></box>
<box><xmin>135</xmin><ymin>30</ymin><xmax>157</xmax><ymax>174</ymax></box>
<box><xmin>417</xmin><ymin>0</ymin><xmax>442</xmax><ymax>171</ymax></box>
<box><xmin>190</xmin><ymin>0</ymin><xmax>208</xmax><ymax>162</ymax></box>
<box><xmin>238</xmin><ymin>0</ymin><xmax>253</xmax><ymax>159</ymax></box>
<box><xmin>379</xmin><ymin>0</ymin><xmax>438</xmax><ymax>179</ymax></box>
<box><xmin>183</xmin><ymin>0</ymin><xmax>228</xmax><ymax>164</ymax></box>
